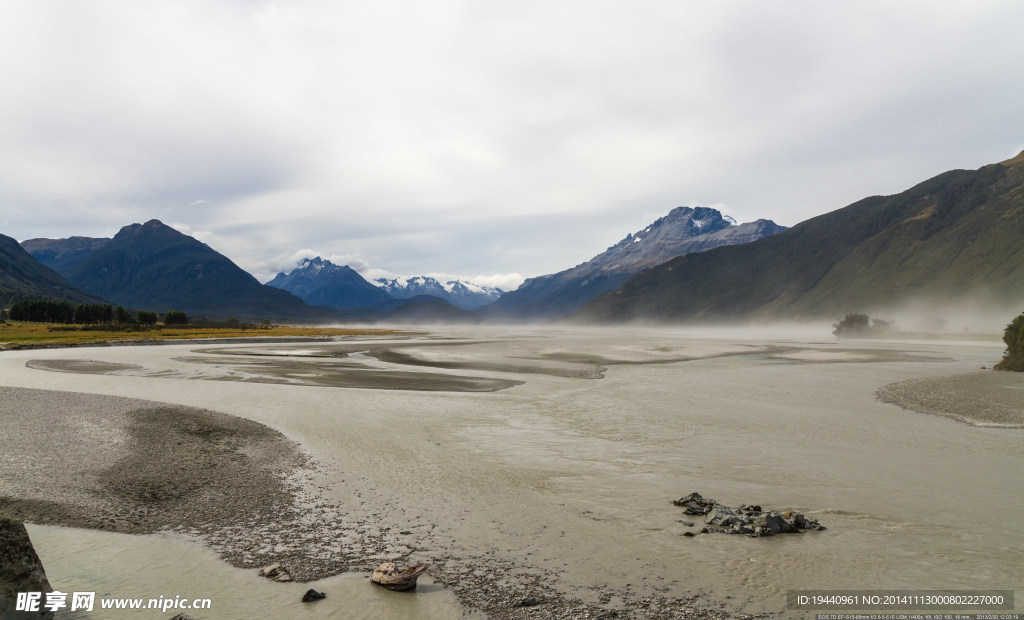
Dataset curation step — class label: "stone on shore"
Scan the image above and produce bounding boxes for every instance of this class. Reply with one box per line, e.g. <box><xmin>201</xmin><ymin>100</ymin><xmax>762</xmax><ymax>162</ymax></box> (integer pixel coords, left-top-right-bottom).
<box><xmin>0</xmin><ymin>516</ymin><xmax>54</xmax><ymax>619</ymax></box>
<box><xmin>257</xmin><ymin>563</ymin><xmax>293</xmax><ymax>582</ymax></box>
<box><xmin>371</xmin><ymin>562</ymin><xmax>428</xmax><ymax>591</ymax></box>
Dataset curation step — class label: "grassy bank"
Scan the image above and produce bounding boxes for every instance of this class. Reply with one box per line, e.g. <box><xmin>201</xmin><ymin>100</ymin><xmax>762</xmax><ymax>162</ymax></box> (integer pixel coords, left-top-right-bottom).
<box><xmin>0</xmin><ymin>321</ymin><xmax>397</xmax><ymax>348</ymax></box>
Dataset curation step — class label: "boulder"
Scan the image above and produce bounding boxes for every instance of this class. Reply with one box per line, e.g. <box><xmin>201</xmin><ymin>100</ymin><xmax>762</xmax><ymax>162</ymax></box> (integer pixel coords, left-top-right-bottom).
<box><xmin>301</xmin><ymin>589</ymin><xmax>326</xmax><ymax>603</ymax></box>
<box><xmin>704</xmin><ymin>505</ymin><xmax>754</xmax><ymax>535</ymax></box>
<box><xmin>793</xmin><ymin>513</ymin><xmax>825</xmax><ymax>531</ymax></box>
<box><xmin>512</xmin><ymin>596</ymin><xmax>540</xmax><ymax>608</ymax></box>
<box><xmin>257</xmin><ymin>563</ymin><xmax>293</xmax><ymax>582</ymax></box>
<box><xmin>672</xmin><ymin>492</ymin><xmax>716</xmax><ymax>515</ymax></box>
<box><xmin>749</xmin><ymin>511</ymin><xmax>797</xmax><ymax>535</ymax></box>
<box><xmin>371</xmin><ymin>562</ymin><xmax>428</xmax><ymax>592</ymax></box>
<box><xmin>0</xmin><ymin>516</ymin><xmax>54</xmax><ymax>620</ymax></box>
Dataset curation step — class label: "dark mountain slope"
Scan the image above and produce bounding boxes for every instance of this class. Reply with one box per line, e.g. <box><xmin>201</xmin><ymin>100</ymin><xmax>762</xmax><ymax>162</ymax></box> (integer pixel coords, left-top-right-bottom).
<box><xmin>64</xmin><ymin>220</ymin><xmax>325</xmax><ymax>320</ymax></box>
<box><xmin>0</xmin><ymin>233</ymin><xmax>106</xmax><ymax>306</ymax></box>
<box><xmin>21</xmin><ymin>236</ymin><xmax>110</xmax><ymax>275</ymax></box>
<box><xmin>575</xmin><ymin>152</ymin><xmax>1024</xmax><ymax>323</ymax></box>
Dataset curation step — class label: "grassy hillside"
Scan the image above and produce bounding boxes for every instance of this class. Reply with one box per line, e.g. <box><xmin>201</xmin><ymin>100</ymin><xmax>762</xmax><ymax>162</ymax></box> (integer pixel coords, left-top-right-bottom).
<box><xmin>575</xmin><ymin>151</ymin><xmax>1024</xmax><ymax>323</ymax></box>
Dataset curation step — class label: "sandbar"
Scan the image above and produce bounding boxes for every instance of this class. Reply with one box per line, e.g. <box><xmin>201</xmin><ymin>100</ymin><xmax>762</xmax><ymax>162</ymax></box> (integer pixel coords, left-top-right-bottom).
<box><xmin>876</xmin><ymin>370</ymin><xmax>1024</xmax><ymax>427</ymax></box>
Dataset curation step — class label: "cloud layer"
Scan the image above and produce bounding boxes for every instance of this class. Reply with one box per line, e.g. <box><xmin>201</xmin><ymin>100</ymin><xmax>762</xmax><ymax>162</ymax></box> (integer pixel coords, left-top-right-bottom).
<box><xmin>2</xmin><ymin>1</ymin><xmax>1023</xmax><ymax>283</ymax></box>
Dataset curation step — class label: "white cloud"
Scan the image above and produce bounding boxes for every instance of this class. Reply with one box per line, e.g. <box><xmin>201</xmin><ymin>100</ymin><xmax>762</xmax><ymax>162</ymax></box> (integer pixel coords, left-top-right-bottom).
<box><xmin>168</xmin><ymin>222</ymin><xmax>214</xmax><ymax>244</ymax></box>
<box><xmin>1</xmin><ymin>1</ymin><xmax>1022</xmax><ymax>277</ymax></box>
<box><xmin>468</xmin><ymin>273</ymin><xmax>525</xmax><ymax>292</ymax></box>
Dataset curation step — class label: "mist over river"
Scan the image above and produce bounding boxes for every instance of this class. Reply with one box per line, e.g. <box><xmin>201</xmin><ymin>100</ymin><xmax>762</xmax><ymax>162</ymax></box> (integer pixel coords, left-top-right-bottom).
<box><xmin>2</xmin><ymin>325</ymin><xmax>1020</xmax><ymax>618</ymax></box>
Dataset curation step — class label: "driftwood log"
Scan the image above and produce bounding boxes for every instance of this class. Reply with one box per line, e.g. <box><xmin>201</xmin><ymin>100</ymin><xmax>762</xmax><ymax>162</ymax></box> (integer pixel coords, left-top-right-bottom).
<box><xmin>371</xmin><ymin>562</ymin><xmax>428</xmax><ymax>591</ymax></box>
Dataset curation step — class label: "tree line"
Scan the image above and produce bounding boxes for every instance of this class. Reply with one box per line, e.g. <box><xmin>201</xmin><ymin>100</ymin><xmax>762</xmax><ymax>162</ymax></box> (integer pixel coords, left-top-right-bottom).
<box><xmin>5</xmin><ymin>298</ymin><xmax>187</xmax><ymax>325</ymax></box>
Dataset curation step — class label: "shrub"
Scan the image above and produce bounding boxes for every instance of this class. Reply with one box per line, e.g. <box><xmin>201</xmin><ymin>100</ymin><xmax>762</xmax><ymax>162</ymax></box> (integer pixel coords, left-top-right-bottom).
<box><xmin>995</xmin><ymin>311</ymin><xmax>1024</xmax><ymax>371</ymax></box>
<box><xmin>833</xmin><ymin>313</ymin><xmax>895</xmax><ymax>338</ymax></box>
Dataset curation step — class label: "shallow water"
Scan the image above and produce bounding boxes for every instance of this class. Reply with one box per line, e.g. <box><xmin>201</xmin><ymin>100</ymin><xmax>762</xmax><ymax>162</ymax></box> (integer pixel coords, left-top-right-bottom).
<box><xmin>25</xmin><ymin>524</ymin><xmax>470</xmax><ymax>619</ymax></box>
<box><xmin>2</xmin><ymin>326</ymin><xmax>1021</xmax><ymax>617</ymax></box>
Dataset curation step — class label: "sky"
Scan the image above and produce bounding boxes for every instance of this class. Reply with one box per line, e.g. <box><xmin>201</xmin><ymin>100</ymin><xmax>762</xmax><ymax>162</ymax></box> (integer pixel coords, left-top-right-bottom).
<box><xmin>1</xmin><ymin>1</ymin><xmax>1023</xmax><ymax>289</ymax></box>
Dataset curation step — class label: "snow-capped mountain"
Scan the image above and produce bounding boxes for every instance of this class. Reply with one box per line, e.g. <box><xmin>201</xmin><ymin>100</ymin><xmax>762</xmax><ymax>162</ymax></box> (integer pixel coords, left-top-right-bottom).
<box><xmin>480</xmin><ymin>206</ymin><xmax>786</xmax><ymax>320</ymax></box>
<box><xmin>267</xmin><ymin>256</ymin><xmax>391</xmax><ymax>309</ymax></box>
<box><xmin>373</xmin><ymin>276</ymin><xmax>505</xmax><ymax>310</ymax></box>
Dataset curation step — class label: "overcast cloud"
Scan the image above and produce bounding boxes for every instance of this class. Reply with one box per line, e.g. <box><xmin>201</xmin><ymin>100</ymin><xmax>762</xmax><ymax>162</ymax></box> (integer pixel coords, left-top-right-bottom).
<box><xmin>2</xmin><ymin>1</ymin><xmax>1022</xmax><ymax>286</ymax></box>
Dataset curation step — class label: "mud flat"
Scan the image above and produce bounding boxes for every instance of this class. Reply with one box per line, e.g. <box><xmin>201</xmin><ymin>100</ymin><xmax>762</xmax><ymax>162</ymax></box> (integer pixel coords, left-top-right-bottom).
<box><xmin>1</xmin><ymin>327</ymin><xmax>1021</xmax><ymax>618</ymax></box>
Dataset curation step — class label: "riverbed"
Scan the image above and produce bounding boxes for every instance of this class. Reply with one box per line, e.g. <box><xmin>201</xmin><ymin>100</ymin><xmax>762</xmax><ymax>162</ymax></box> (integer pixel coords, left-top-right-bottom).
<box><xmin>1</xmin><ymin>325</ymin><xmax>1020</xmax><ymax>618</ymax></box>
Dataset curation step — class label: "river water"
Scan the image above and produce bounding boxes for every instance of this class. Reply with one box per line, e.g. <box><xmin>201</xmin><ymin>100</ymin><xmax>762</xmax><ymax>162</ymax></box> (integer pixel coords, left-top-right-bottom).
<box><xmin>2</xmin><ymin>325</ymin><xmax>1020</xmax><ymax>618</ymax></box>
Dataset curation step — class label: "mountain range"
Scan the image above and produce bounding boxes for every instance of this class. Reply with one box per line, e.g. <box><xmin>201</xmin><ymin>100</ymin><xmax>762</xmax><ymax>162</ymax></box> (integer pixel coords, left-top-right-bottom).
<box><xmin>16</xmin><ymin>224</ymin><xmax>489</xmax><ymax>322</ymax></box>
<box><xmin>6</xmin><ymin>151</ymin><xmax>1022</xmax><ymax>326</ymax></box>
<box><xmin>374</xmin><ymin>276</ymin><xmax>504</xmax><ymax>310</ymax></box>
<box><xmin>1</xmin><ymin>233</ymin><xmax>105</xmax><ymax>306</ymax></box>
<box><xmin>268</xmin><ymin>258</ymin><xmax>504</xmax><ymax>311</ymax></box>
<box><xmin>481</xmin><ymin>207</ymin><xmax>786</xmax><ymax>319</ymax></box>
<box><xmin>575</xmin><ymin>151</ymin><xmax>1024</xmax><ymax>323</ymax></box>
<box><xmin>26</xmin><ymin>220</ymin><xmax>325</xmax><ymax>321</ymax></box>
<box><xmin>267</xmin><ymin>257</ymin><xmax>391</xmax><ymax>309</ymax></box>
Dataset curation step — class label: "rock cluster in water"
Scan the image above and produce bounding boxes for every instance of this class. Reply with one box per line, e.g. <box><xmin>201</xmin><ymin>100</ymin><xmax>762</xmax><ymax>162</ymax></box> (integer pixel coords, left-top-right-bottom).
<box><xmin>673</xmin><ymin>492</ymin><xmax>824</xmax><ymax>537</ymax></box>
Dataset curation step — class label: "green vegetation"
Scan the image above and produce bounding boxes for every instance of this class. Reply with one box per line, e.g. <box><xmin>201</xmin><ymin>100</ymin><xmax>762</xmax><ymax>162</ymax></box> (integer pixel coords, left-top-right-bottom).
<box><xmin>832</xmin><ymin>313</ymin><xmax>895</xmax><ymax>338</ymax></box>
<box><xmin>115</xmin><ymin>306</ymin><xmax>135</xmax><ymax>324</ymax></box>
<box><xmin>162</xmin><ymin>310</ymin><xmax>188</xmax><ymax>325</ymax></box>
<box><xmin>8</xmin><ymin>298</ymin><xmax>75</xmax><ymax>323</ymax></box>
<box><xmin>75</xmin><ymin>303</ymin><xmax>114</xmax><ymax>324</ymax></box>
<box><xmin>7</xmin><ymin>297</ymin><xmax>162</xmax><ymax>327</ymax></box>
<box><xmin>995</xmin><ymin>311</ymin><xmax>1024</xmax><ymax>371</ymax></box>
<box><xmin>0</xmin><ymin>321</ymin><xmax>400</xmax><ymax>347</ymax></box>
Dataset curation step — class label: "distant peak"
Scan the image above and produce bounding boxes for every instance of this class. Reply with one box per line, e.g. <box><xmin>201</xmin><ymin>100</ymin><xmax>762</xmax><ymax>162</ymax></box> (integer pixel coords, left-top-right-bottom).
<box><xmin>116</xmin><ymin>219</ymin><xmax>178</xmax><ymax>239</ymax></box>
